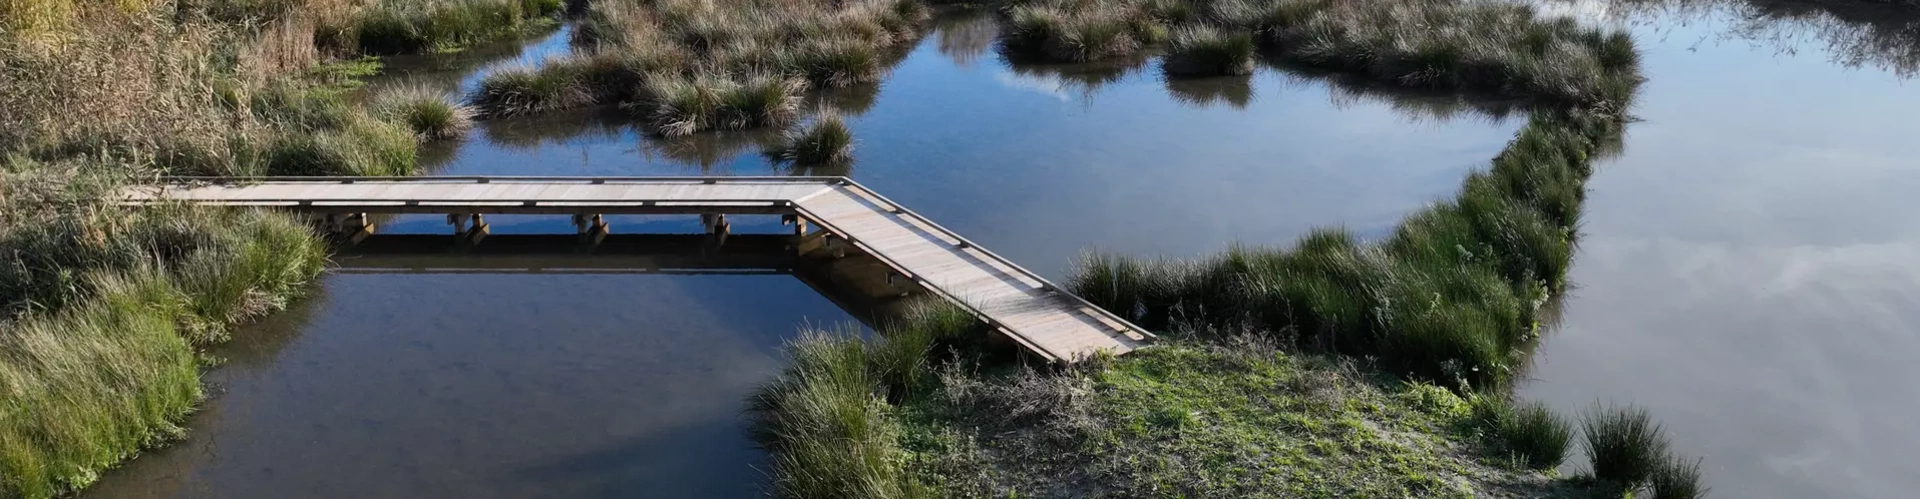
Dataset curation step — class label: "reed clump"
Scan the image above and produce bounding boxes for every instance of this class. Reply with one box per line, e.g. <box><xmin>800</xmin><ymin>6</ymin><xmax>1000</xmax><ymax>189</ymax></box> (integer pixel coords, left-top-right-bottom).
<box><xmin>763</xmin><ymin>114</ymin><xmax>855</xmax><ymax>169</ymax></box>
<box><xmin>373</xmin><ymin>84</ymin><xmax>477</xmax><ymax>140</ymax></box>
<box><xmin>640</xmin><ymin>72</ymin><xmax>807</xmax><ymax>137</ymax></box>
<box><xmin>1582</xmin><ymin>404</ymin><xmax>1669</xmax><ymax>487</ymax></box>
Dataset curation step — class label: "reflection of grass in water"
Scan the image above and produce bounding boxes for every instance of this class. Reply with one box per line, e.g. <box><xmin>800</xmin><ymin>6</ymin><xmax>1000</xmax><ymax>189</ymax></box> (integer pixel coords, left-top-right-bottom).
<box><xmin>639</xmin><ymin>127</ymin><xmax>784</xmax><ymax>172</ymax></box>
<box><xmin>1591</xmin><ymin>0</ymin><xmax>1920</xmax><ymax>78</ymax></box>
<box><xmin>1162</xmin><ymin>26</ymin><xmax>1256</xmax><ymax>77</ymax></box>
<box><xmin>1163</xmin><ymin>74</ymin><xmax>1253</xmax><ymax>109</ymax></box>
<box><xmin>478</xmin><ymin>107</ymin><xmax>629</xmax><ymax>149</ymax></box>
<box><xmin>999</xmin><ymin>48</ymin><xmax>1150</xmax><ymax>100</ymax></box>
<box><xmin>1266</xmin><ymin>58</ymin><xmax>1527</xmax><ymax>125</ymax></box>
<box><xmin>936</xmin><ymin>10</ymin><xmax>1000</xmax><ymax>67</ymax></box>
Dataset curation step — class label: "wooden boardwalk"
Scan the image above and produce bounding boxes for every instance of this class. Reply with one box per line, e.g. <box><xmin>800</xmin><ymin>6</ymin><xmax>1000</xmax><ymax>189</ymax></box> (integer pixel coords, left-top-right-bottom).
<box><xmin>124</xmin><ymin>177</ymin><xmax>1152</xmax><ymax>363</ymax></box>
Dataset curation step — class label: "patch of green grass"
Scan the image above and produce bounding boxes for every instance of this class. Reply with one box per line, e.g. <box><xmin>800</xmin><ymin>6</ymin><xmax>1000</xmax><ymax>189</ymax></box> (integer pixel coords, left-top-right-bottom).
<box><xmin>905</xmin><ymin>342</ymin><xmax>1573</xmax><ymax>498</ymax></box>
<box><xmin>1468</xmin><ymin>396</ymin><xmax>1573</xmax><ymax>471</ymax></box>
<box><xmin>1649</xmin><ymin>453</ymin><xmax>1709</xmax><ymax>499</ymax></box>
<box><xmin>764</xmin><ymin>114</ymin><xmax>855</xmax><ymax>170</ymax></box>
<box><xmin>373</xmin><ymin>84</ymin><xmax>476</xmax><ymax>140</ymax></box>
<box><xmin>0</xmin><ymin>187</ymin><xmax>327</xmax><ymax>498</ymax></box>
<box><xmin>1581</xmin><ymin>404</ymin><xmax>1668</xmax><ymax>488</ymax></box>
<box><xmin>748</xmin><ymin>325</ymin><xmax>937</xmax><ymax>499</ymax></box>
<box><xmin>1163</xmin><ymin>26</ymin><xmax>1256</xmax><ymax>77</ymax></box>
<box><xmin>264</xmin><ymin>112</ymin><xmax>419</xmax><ymax>176</ymax></box>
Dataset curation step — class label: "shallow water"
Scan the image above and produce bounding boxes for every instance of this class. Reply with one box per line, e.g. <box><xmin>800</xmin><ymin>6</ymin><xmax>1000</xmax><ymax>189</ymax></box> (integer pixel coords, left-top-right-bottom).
<box><xmin>1518</xmin><ymin>1</ymin><xmax>1920</xmax><ymax>498</ymax></box>
<box><xmin>83</xmin><ymin>14</ymin><xmax>1526</xmax><ymax>498</ymax></box>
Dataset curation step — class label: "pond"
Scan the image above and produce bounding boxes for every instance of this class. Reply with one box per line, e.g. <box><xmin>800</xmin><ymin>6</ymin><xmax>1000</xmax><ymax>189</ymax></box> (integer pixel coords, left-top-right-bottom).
<box><xmin>1521</xmin><ymin>1</ymin><xmax>1920</xmax><ymax>498</ymax></box>
<box><xmin>82</xmin><ymin>12</ymin><xmax>1527</xmax><ymax>498</ymax></box>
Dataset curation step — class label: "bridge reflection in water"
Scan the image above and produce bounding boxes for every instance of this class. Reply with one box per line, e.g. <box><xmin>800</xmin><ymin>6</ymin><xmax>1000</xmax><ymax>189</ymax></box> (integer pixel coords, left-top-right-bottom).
<box><xmin>332</xmin><ymin>231</ymin><xmax>923</xmax><ymax>330</ymax></box>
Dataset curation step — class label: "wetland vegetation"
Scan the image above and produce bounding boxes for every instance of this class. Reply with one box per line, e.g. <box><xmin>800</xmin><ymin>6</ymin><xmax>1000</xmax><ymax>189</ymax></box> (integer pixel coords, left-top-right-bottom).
<box><xmin>18</xmin><ymin>0</ymin><xmax>1915</xmax><ymax>496</ymax></box>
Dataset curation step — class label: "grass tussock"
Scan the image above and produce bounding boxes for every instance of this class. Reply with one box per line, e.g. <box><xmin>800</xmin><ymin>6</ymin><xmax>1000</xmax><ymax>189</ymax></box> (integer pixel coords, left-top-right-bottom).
<box><xmin>1163</xmin><ymin>25</ymin><xmax>1255</xmax><ymax>76</ymax></box>
<box><xmin>640</xmin><ymin>72</ymin><xmax>806</xmax><ymax>137</ymax></box>
<box><xmin>1581</xmin><ymin>404</ymin><xmax>1669</xmax><ymax>487</ymax></box>
<box><xmin>1649</xmin><ymin>453</ymin><xmax>1710</xmax><ymax>499</ymax></box>
<box><xmin>763</xmin><ymin>114</ymin><xmax>855</xmax><ymax>169</ymax></box>
<box><xmin>469</xmin><ymin>62</ymin><xmax>594</xmax><ymax>117</ymax></box>
<box><xmin>750</xmin><ymin>299</ymin><xmax>981</xmax><ymax>499</ymax></box>
<box><xmin>1468</xmin><ymin>395</ymin><xmax>1573</xmax><ymax>470</ymax></box>
<box><xmin>373</xmin><ymin>84</ymin><xmax>476</xmax><ymax>140</ymax></box>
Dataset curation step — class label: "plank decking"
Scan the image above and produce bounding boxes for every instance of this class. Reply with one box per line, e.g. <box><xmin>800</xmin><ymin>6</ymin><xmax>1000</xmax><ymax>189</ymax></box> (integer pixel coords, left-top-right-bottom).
<box><xmin>124</xmin><ymin>177</ymin><xmax>1152</xmax><ymax>363</ymax></box>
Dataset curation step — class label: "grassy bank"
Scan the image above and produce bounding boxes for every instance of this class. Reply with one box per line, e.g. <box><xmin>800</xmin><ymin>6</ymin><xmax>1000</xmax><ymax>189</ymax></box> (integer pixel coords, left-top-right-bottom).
<box><xmin>468</xmin><ymin>0</ymin><xmax>928</xmax><ymax>137</ymax></box>
<box><xmin>0</xmin><ymin>168</ymin><xmax>328</xmax><ymax>499</ymax></box>
<box><xmin>0</xmin><ymin>0</ymin><xmax>500</xmax><ymax>496</ymax></box>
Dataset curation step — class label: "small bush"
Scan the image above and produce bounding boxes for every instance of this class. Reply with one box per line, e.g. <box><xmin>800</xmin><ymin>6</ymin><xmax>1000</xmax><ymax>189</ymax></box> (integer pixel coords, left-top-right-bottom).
<box><xmin>1582</xmin><ymin>404</ymin><xmax>1669</xmax><ymax>486</ymax></box>
<box><xmin>764</xmin><ymin>114</ymin><xmax>855</xmax><ymax>169</ymax></box>
<box><xmin>1649</xmin><ymin>453</ymin><xmax>1710</xmax><ymax>499</ymax></box>
<box><xmin>1163</xmin><ymin>26</ymin><xmax>1256</xmax><ymax>77</ymax></box>
<box><xmin>373</xmin><ymin>85</ymin><xmax>475</xmax><ymax>140</ymax></box>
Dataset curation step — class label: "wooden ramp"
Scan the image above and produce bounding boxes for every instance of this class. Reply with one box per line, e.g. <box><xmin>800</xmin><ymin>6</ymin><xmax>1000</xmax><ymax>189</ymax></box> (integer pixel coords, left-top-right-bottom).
<box><xmin>124</xmin><ymin>177</ymin><xmax>1152</xmax><ymax>363</ymax></box>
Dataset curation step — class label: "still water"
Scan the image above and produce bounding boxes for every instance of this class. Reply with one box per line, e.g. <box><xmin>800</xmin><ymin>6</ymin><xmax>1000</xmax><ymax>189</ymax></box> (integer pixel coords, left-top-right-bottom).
<box><xmin>86</xmin><ymin>13</ymin><xmax>1527</xmax><ymax>498</ymax></box>
<box><xmin>1521</xmin><ymin>1</ymin><xmax>1920</xmax><ymax>498</ymax></box>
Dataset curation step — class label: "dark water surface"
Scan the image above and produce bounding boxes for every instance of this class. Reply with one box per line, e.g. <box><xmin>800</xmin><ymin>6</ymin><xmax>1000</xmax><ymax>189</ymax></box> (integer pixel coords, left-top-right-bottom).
<box><xmin>1520</xmin><ymin>1</ymin><xmax>1920</xmax><ymax>498</ymax></box>
<box><xmin>84</xmin><ymin>14</ymin><xmax>1526</xmax><ymax>498</ymax></box>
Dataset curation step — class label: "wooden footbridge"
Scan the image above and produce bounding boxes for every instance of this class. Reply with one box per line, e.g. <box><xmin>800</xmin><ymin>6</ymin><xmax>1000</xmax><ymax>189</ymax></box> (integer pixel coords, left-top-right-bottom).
<box><xmin>123</xmin><ymin>176</ymin><xmax>1152</xmax><ymax>364</ymax></box>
